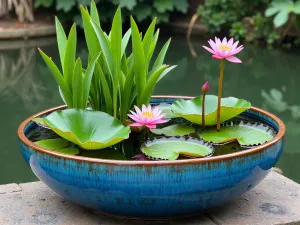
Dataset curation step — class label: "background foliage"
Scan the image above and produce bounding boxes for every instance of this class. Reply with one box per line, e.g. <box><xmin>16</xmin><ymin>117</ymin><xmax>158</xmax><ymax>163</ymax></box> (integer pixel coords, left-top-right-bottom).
<box><xmin>197</xmin><ymin>0</ymin><xmax>300</xmax><ymax>46</ymax></box>
<box><xmin>34</xmin><ymin>0</ymin><xmax>189</xmax><ymax>26</ymax></box>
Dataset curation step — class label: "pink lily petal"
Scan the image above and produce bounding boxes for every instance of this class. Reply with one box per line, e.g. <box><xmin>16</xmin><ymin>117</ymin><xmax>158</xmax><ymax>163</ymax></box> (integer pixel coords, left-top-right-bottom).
<box><xmin>226</xmin><ymin>56</ymin><xmax>242</xmax><ymax>63</ymax></box>
<box><xmin>231</xmin><ymin>45</ymin><xmax>244</xmax><ymax>55</ymax></box>
<box><xmin>134</xmin><ymin>105</ymin><xmax>142</xmax><ymax>116</ymax></box>
<box><xmin>208</xmin><ymin>40</ymin><xmax>217</xmax><ymax>52</ymax></box>
<box><xmin>130</xmin><ymin>122</ymin><xmax>144</xmax><ymax>127</ymax></box>
<box><xmin>146</xmin><ymin>124</ymin><xmax>156</xmax><ymax>129</ymax></box>
<box><xmin>203</xmin><ymin>46</ymin><xmax>215</xmax><ymax>54</ymax></box>
<box><xmin>154</xmin><ymin>119</ymin><xmax>169</xmax><ymax>124</ymax></box>
<box><xmin>222</xmin><ymin>37</ymin><xmax>227</xmax><ymax>45</ymax></box>
<box><xmin>142</xmin><ymin>104</ymin><xmax>147</xmax><ymax>112</ymax></box>
<box><xmin>212</xmin><ymin>55</ymin><xmax>223</xmax><ymax>59</ymax></box>
<box><xmin>128</xmin><ymin>114</ymin><xmax>141</xmax><ymax>122</ymax></box>
<box><xmin>228</xmin><ymin>38</ymin><xmax>234</xmax><ymax>46</ymax></box>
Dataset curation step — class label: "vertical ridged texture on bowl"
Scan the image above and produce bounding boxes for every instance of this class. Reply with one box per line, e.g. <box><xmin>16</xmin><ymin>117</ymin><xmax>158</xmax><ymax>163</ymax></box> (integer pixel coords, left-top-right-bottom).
<box><xmin>18</xmin><ymin>97</ymin><xmax>285</xmax><ymax>219</ymax></box>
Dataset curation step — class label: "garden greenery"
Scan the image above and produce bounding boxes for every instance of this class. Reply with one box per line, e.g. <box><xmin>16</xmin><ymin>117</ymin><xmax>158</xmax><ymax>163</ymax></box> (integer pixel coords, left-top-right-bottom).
<box><xmin>197</xmin><ymin>0</ymin><xmax>300</xmax><ymax>46</ymax></box>
<box><xmin>34</xmin><ymin>0</ymin><xmax>189</xmax><ymax>26</ymax></box>
<box><xmin>40</xmin><ymin>1</ymin><xmax>175</xmax><ymax>121</ymax></box>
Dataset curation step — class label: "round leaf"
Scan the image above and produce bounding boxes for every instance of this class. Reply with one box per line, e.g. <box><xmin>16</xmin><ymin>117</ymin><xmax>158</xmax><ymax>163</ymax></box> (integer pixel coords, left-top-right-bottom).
<box><xmin>199</xmin><ymin>121</ymin><xmax>276</xmax><ymax>146</ymax></box>
<box><xmin>35</xmin><ymin>138</ymin><xmax>69</xmax><ymax>150</ymax></box>
<box><xmin>37</xmin><ymin>109</ymin><xmax>131</xmax><ymax>150</ymax></box>
<box><xmin>79</xmin><ymin>149</ymin><xmax>127</xmax><ymax>160</ymax></box>
<box><xmin>141</xmin><ymin>137</ymin><xmax>213</xmax><ymax>160</ymax></box>
<box><xmin>157</xmin><ymin>103</ymin><xmax>179</xmax><ymax>119</ymax></box>
<box><xmin>274</xmin><ymin>10</ymin><xmax>289</xmax><ymax>28</ymax></box>
<box><xmin>265</xmin><ymin>7</ymin><xmax>280</xmax><ymax>17</ymax></box>
<box><xmin>171</xmin><ymin>95</ymin><xmax>251</xmax><ymax>126</ymax></box>
<box><xmin>150</xmin><ymin>124</ymin><xmax>195</xmax><ymax>136</ymax></box>
<box><xmin>54</xmin><ymin>147</ymin><xmax>80</xmax><ymax>155</ymax></box>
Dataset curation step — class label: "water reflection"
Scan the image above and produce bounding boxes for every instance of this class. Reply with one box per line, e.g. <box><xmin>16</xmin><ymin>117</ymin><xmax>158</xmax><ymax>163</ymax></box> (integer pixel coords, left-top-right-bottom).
<box><xmin>0</xmin><ymin>36</ymin><xmax>299</xmax><ymax>184</ymax></box>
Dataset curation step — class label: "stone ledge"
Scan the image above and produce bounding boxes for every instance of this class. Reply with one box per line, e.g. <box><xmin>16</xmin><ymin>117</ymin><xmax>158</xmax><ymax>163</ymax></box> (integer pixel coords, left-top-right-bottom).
<box><xmin>0</xmin><ymin>172</ymin><xmax>299</xmax><ymax>225</ymax></box>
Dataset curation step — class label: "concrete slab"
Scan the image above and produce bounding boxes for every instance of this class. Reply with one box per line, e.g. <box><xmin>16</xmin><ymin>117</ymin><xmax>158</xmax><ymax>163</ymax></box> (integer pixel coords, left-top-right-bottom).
<box><xmin>0</xmin><ymin>182</ymin><xmax>215</xmax><ymax>225</ymax></box>
<box><xmin>0</xmin><ymin>172</ymin><xmax>300</xmax><ymax>225</ymax></box>
<box><xmin>208</xmin><ymin>172</ymin><xmax>300</xmax><ymax>225</ymax></box>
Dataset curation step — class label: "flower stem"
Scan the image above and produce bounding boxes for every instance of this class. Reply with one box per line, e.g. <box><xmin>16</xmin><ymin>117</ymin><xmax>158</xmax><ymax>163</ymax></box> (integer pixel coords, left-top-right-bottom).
<box><xmin>217</xmin><ymin>59</ymin><xmax>225</xmax><ymax>131</ymax></box>
<box><xmin>202</xmin><ymin>94</ymin><xmax>206</xmax><ymax>129</ymax></box>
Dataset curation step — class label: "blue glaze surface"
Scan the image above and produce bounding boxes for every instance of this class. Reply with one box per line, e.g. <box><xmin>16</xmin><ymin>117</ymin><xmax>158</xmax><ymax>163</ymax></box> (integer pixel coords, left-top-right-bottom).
<box><xmin>18</xmin><ymin>97</ymin><xmax>284</xmax><ymax>218</ymax></box>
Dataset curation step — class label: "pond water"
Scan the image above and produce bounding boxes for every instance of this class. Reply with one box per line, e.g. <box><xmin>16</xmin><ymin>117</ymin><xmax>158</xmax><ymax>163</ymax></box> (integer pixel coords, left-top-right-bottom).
<box><xmin>0</xmin><ymin>35</ymin><xmax>299</xmax><ymax>185</ymax></box>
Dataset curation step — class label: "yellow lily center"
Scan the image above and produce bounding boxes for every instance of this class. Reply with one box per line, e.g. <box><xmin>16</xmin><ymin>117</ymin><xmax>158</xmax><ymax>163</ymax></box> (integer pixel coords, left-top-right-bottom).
<box><xmin>219</xmin><ymin>45</ymin><xmax>230</xmax><ymax>52</ymax></box>
<box><xmin>142</xmin><ymin>111</ymin><xmax>153</xmax><ymax>118</ymax></box>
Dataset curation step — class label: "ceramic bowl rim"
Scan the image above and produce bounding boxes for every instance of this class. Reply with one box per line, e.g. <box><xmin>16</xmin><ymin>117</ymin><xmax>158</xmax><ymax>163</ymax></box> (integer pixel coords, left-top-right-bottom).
<box><xmin>17</xmin><ymin>95</ymin><xmax>286</xmax><ymax>166</ymax></box>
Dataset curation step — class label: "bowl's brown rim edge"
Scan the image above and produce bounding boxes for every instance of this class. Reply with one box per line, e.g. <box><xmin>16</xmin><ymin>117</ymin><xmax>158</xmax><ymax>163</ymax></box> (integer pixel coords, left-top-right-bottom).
<box><xmin>17</xmin><ymin>95</ymin><xmax>286</xmax><ymax>166</ymax></box>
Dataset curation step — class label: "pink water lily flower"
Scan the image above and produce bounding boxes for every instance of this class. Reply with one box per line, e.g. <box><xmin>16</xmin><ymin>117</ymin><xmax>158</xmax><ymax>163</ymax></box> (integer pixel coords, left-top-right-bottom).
<box><xmin>203</xmin><ymin>37</ymin><xmax>244</xmax><ymax>63</ymax></box>
<box><xmin>128</xmin><ymin>105</ymin><xmax>169</xmax><ymax>129</ymax></box>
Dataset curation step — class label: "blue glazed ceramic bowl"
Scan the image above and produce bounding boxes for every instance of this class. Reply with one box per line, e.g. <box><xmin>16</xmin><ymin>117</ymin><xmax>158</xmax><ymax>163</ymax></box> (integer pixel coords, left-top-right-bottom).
<box><xmin>18</xmin><ymin>96</ymin><xmax>285</xmax><ymax>219</ymax></box>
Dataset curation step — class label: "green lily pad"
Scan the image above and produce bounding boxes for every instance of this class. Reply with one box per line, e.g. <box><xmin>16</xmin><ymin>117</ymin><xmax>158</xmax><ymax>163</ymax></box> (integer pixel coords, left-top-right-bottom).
<box><xmin>141</xmin><ymin>137</ymin><xmax>213</xmax><ymax>160</ymax></box>
<box><xmin>171</xmin><ymin>95</ymin><xmax>251</xmax><ymax>125</ymax></box>
<box><xmin>35</xmin><ymin>109</ymin><xmax>131</xmax><ymax>150</ymax></box>
<box><xmin>79</xmin><ymin>149</ymin><xmax>127</xmax><ymax>160</ymax></box>
<box><xmin>158</xmin><ymin>103</ymin><xmax>179</xmax><ymax>119</ymax></box>
<box><xmin>199</xmin><ymin>121</ymin><xmax>276</xmax><ymax>146</ymax></box>
<box><xmin>150</xmin><ymin>124</ymin><xmax>195</xmax><ymax>136</ymax></box>
<box><xmin>54</xmin><ymin>147</ymin><xmax>80</xmax><ymax>155</ymax></box>
<box><xmin>35</xmin><ymin>138</ymin><xmax>69</xmax><ymax>150</ymax></box>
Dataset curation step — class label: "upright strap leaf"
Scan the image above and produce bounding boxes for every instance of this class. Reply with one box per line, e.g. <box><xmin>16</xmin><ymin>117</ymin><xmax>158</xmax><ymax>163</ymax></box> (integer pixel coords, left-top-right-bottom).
<box><xmin>130</xmin><ymin>16</ymin><xmax>146</xmax><ymax>106</ymax></box>
<box><xmin>55</xmin><ymin>17</ymin><xmax>67</xmax><ymax>72</ymax></box>
<box><xmin>90</xmin><ymin>0</ymin><xmax>100</xmax><ymax>27</ymax></box>
<box><xmin>39</xmin><ymin>49</ymin><xmax>72</xmax><ymax>107</ymax></box>
<box><xmin>64</xmin><ymin>24</ymin><xmax>77</xmax><ymax>90</ymax></box>
<box><xmin>152</xmin><ymin>38</ymin><xmax>171</xmax><ymax>70</ymax></box>
<box><xmin>82</xmin><ymin>53</ymin><xmax>100</xmax><ymax>108</ymax></box>
<box><xmin>72</xmin><ymin>58</ymin><xmax>83</xmax><ymax>108</ymax></box>
<box><xmin>81</xmin><ymin>6</ymin><xmax>101</xmax><ymax>58</ymax></box>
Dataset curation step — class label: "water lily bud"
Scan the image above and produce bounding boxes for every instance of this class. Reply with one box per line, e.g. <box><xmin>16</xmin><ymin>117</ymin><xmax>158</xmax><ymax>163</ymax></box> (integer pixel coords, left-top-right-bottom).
<box><xmin>202</xmin><ymin>81</ymin><xmax>209</xmax><ymax>93</ymax></box>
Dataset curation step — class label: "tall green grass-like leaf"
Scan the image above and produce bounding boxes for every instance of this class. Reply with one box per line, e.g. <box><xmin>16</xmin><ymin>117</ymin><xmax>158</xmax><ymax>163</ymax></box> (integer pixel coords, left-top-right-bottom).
<box><xmin>38</xmin><ymin>49</ymin><xmax>73</xmax><ymax>107</ymax></box>
<box><xmin>90</xmin><ymin>0</ymin><xmax>100</xmax><ymax>27</ymax></box>
<box><xmin>55</xmin><ymin>17</ymin><xmax>67</xmax><ymax>72</ymax></box>
<box><xmin>152</xmin><ymin>38</ymin><xmax>171</xmax><ymax>70</ymax></box>
<box><xmin>146</xmin><ymin>29</ymin><xmax>159</xmax><ymax>66</ymax></box>
<box><xmin>82</xmin><ymin>53</ymin><xmax>100</xmax><ymax>109</ymax></box>
<box><xmin>139</xmin><ymin>65</ymin><xmax>169</xmax><ymax>104</ymax></box>
<box><xmin>96</xmin><ymin>63</ymin><xmax>113</xmax><ymax>115</ymax></box>
<box><xmin>142</xmin><ymin>18</ymin><xmax>156</xmax><ymax>61</ymax></box>
<box><xmin>72</xmin><ymin>58</ymin><xmax>83</xmax><ymax>108</ymax></box>
<box><xmin>110</xmin><ymin>7</ymin><xmax>122</xmax><ymax>117</ymax></box>
<box><xmin>130</xmin><ymin>16</ymin><xmax>146</xmax><ymax>107</ymax></box>
<box><xmin>64</xmin><ymin>24</ymin><xmax>77</xmax><ymax>90</ymax></box>
<box><xmin>81</xmin><ymin>6</ymin><xmax>101</xmax><ymax>58</ymax></box>
<box><xmin>121</xmin><ymin>29</ymin><xmax>131</xmax><ymax>57</ymax></box>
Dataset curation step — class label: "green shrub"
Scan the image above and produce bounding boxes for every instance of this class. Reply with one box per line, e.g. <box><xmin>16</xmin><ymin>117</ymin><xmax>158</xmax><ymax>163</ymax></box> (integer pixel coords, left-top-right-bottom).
<box><xmin>34</xmin><ymin>0</ymin><xmax>189</xmax><ymax>26</ymax></box>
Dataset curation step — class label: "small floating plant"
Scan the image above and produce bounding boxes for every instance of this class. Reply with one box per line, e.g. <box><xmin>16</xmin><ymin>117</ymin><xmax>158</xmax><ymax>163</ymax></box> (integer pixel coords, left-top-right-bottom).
<box><xmin>31</xmin><ymin>1</ymin><xmax>277</xmax><ymax>161</ymax></box>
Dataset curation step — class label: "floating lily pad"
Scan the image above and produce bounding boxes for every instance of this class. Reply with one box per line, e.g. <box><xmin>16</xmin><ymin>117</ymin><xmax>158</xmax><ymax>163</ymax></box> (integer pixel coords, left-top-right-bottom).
<box><xmin>54</xmin><ymin>147</ymin><xmax>80</xmax><ymax>155</ymax></box>
<box><xmin>141</xmin><ymin>137</ymin><xmax>213</xmax><ymax>160</ymax></box>
<box><xmin>171</xmin><ymin>95</ymin><xmax>251</xmax><ymax>125</ymax></box>
<box><xmin>35</xmin><ymin>138</ymin><xmax>69</xmax><ymax>150</ymax></box>
<box><xmin>35</xmin><ymin>109</ymin><xmax>131</xmax><ymax>150</ymax></box>
<box><xmin>199</xmin><ymin>121</ymin><xmax>276</xmax><ymax>146</ymax></box>
<box><xmin>79</xmin><ymin>149</ymin><xmax>127</xmax><ymax>160</ymax></box>
<box><xmin>150</xmin><ymin>124</ymin><xmax>195</xmax><ymax>136</ymax></box>
<box><xmin>157</xmin><ymin>103</ymin><xmax>179</xmax><ymax>119</ymax></box>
